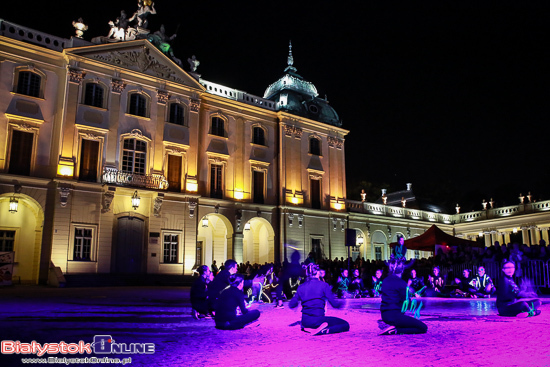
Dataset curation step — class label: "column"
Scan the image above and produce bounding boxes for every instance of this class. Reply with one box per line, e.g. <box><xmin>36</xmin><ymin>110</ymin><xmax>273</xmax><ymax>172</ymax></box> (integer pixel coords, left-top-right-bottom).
<box><xmin>521</xmin><ymin>227</ymin><xmax>530</xmax><ymax>246</ymax></box>
<box><xmin>484</xmin><ymin>233</ymin><xmax>491</xmax><ymax>247</ymax></box>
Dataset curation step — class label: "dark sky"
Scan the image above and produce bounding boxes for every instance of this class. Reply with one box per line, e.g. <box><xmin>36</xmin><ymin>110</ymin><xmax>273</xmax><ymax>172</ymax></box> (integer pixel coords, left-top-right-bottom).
<box><xmin>3</xmin><ymin>1</ymin><xmax>549</xmax><ymax>211</ymax></box>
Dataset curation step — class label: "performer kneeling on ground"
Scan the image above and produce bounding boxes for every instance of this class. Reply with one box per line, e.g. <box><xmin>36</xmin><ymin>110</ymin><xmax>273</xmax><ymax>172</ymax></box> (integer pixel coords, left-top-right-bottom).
<box><xmin>379</xmin><ymin>257</ymin><xmax>428</xmax><ymax>335</ymax></box>
<box><xmin>289</xmin><ymin>263</ymin><xmax>350</xmax><ymax>336</ymax></box>
<box><xmin>215</xmin><ymin>274</ymin><xmax>261</xmax><ymax>330</ymax></box>
<box><xmin>496</xmin><ymin>260</ymin><xmax>541</xmax><ymax>318</ymax></box>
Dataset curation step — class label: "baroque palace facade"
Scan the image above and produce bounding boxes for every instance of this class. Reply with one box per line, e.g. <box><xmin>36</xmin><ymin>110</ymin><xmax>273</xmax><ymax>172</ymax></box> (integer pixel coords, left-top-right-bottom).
<box><xmin>1</xmin><ymin>19</ymin><xmax>550</xmax><ymax>285</ymax></box>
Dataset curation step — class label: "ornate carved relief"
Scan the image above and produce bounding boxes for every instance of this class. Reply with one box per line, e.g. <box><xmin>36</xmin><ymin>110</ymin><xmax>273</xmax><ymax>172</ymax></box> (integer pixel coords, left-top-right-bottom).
<box><xmin>59</xmin><ymin>187</ymin><xmax>71</xmax><ymax>207</ymax></box>
<box><xmin>111</xmin><ymin>78</ymin><xmax>126</xmax><ymax>94</ymax></box>
<box><xmin>294</xmin><ymin>127</ymin><xmax>303</xmax><ymax>139</ymax></box>
<box><xmin>157</xmin><ymin>90</ymin><xmax>169</xmax><ymax>105</ymax></box>
<box><xmin>130</xmin><ymin>129</ymin><xmax>144</xmax><ymax>138</ymax></box>
<box><xmin>153</xmin><ymin>195</ymin><xmax>163</xmax><ymax>217</ymax></box>
<box><xmin>93</xmin><ymin>48</ymin><xmax>185</xmax><ymax>83</ymax></box>
<box><xmin>188</xmin><ymin>201</ymin><xmax>197</xmax><ymax>218</ymax></box>
<box><xmin>68</xmin><ymin>68</ymin><xmax>85</xmax><ymax>84</ymax></box>
<box><xmin>284</xmin><ymin>124</ymin><xmax>294</xmax><ymax>137</ymax></box>
<box><xmin>288</xmin><ymin>213</ymin><xmax>294</xmax><ymax>227</ymax></box>
<box><xmin>190</xmin><ymin>98</ymin><xmax>200</xmax><ymax>112</ymax></box>
<box><xmin>82</xmin><ymin>132</ymin><xmax>100</xmax><ymax>140</ymax></box>
<box><xmin>101</xmin><ymin>191</ymin><xmax>115</xmax><ymax>213</ymax></box>
<box><xmin>328</xmin><ymin>136</ymin><xmax>343</xmax><ymax>150</ymax></box>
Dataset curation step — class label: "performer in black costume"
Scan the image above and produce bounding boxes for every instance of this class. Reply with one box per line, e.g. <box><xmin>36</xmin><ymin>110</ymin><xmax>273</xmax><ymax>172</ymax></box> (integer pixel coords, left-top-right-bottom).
<box><xmin>407</xmin><ymin>269</ymin><xmax>426</xmax><ymax>296</ymax></box>
<box><xmin>190</xmin><ymin>265</ymin><xmax>212</xmax><ymax>319</ymax></box>
<box><xmin>207</xmin><ymin>259</ymin><xmax>238</xmax><ymax>313</ymax></box>
<box><xmin>215</xmin><ymin>274</ymin><xmax>261</xmax><ymax>330</ymax></box>
<box><xmin>379</xmin><ymin>257</ymin><xmax>428</xmax><ymax>335</ymax></box>
<box><xmin>289</xmin><ymin>263</ymin><xmax>350</xmax><ymax>336</ymax></box>
<box><xmin>496</xmin><ymin>260</ymin><xmax>541</xmax><ymax>318</ymax></box>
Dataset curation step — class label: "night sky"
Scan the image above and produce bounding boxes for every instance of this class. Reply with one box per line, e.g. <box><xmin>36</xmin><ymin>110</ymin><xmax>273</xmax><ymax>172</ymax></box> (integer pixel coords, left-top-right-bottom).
<box><xmin>2</xmin><ymin>1</ymin><xmax>548</xmax><ymax>211</ymax></box>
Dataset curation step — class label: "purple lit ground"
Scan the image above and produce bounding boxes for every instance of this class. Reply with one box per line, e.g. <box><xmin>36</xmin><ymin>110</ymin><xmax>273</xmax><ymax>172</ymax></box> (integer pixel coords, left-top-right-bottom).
<box><xmin>2</xmin><ymin>286</ymin><xmax>549</xmax><ymax>367</ymax></box>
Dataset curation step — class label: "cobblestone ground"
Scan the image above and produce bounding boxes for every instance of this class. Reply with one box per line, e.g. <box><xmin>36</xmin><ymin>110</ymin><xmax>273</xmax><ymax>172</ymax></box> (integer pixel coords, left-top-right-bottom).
<box><xmin>2</xmin><ymin>286</ymin><xmax>550</xmax><ymax>367</ymax></box>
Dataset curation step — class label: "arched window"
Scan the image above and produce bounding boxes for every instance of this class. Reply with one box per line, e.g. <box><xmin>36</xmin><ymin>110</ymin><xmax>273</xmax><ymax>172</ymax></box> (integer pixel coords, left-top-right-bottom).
<box><xmin>122</xmin><ymin>138</ymin><xmax>147</xmax><ymax>175</ymax></box>
<box><xmin>211</xmin><ymin>116</ymin><xmax>225</xmax><ymax>137</ymax></box>
<box><xmin>84</xmin><ymin>83</ymin><xmax>105</xmax><ymax>108</ymax></box>
<box><xmin>128</xmin><ymin>93</ymin><xmax>148</xmax><ymax>117</ymax></box>
<box><xmin>252</xmin><ymin>126</ymin><xmax>265</xmax><ymax>145</ymax></box>
<box><xmin>16</xmin><ymin>71</ymin><xmax>41</xmax><ymax>97</ymax></box>
<box><xmin>309</xmin><ymin>137</ymin><xmax>321</xmax><ymax>156</ymax></box>
<box><xmin>169</xmin><ymin>103</ymin><xmax>185</xmax><ymax>125</ymax></box>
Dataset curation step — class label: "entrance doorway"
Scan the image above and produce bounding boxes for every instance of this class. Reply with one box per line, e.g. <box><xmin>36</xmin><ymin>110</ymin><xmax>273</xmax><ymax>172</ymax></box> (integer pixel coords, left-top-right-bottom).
<box><xmin>115</xmin><ymin>217</ymin><xmax>145</xmax><ymax>273</ymax></box>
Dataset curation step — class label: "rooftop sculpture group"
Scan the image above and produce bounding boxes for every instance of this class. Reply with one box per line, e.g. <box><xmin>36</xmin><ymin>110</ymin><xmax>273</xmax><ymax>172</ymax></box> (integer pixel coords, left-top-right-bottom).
<box><xmin>91</xmin><ymin>1</ymin><xmax>193</xmax><ymax>69</ymax></box>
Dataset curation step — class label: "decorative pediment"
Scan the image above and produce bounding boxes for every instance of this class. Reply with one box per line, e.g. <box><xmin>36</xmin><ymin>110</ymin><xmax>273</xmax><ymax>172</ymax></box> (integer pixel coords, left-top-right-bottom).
<box><xmin>66</xmin><ymin>41</ymin><xmax>205</xmax><ymax>89</ymax></box>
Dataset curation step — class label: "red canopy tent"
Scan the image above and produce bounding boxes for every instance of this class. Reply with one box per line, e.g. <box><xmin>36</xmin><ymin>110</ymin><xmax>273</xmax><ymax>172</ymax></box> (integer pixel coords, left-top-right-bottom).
<box><xmin>390</xmin><ymin>225</ymin><xmax>483</xmax><ymax>252</ymax></box>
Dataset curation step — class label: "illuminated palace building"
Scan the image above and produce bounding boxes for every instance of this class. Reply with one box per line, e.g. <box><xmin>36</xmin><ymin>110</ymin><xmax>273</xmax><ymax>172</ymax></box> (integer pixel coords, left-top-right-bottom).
<box><xmin>1</xmin><ymin>18</ymin><xmax>550</xmax><ymax>285</ymax></box>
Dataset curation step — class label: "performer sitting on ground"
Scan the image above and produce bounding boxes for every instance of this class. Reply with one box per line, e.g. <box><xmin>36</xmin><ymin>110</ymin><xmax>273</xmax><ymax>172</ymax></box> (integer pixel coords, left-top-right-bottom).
<box><xmin>190</xmin><ymin>265</ymin><xmax>212</xmax><ymax>319</ymax></box>
<box><xmin>215</xmin><ymin>274</ymin><xmax>261</xmax><ymax>330</ymax></box>
<box><xmin>379</xmin><ymin>256</ymin><xmax>428</xmax><ymax>335</ymax></box>
<box><xmin>370</xmin><ymin>269</ymin><xmax>383</xmax><ymax>297</ymax></box>
<box><xmin>207</xmin><ymin>259</ymin><xmax>238</xmax><ymax>313</ymax></box>
<box><xmin>425</xmin><ymin>266</ymin><xmax>448</xmax><ymax>297</ymax></box>
<box><xmin>289</xmin><ymin>263</ymin><xmax>350</xmax><ymax>336</ymax></box>
<box><xmin>470</xmin><ymin>266</ymin><xmax>496</xmax><ymax>298</ymax></box>
<box><xmin>336</xmin><ymin>269</ymin><xmax>350</xmax><ymax>298</ymax></box>
<box><xmin>496</xmin><ymin>260</ymin><xmax>541</xmax><ymax>318</ymax></box>
<box><xmin>349</xmin><ymin>268</ymin><xmax>366</xmax><ymax>298</ymax></box>
<box><xmin>407</xmin><ymin>269</ymin><xmax>426</xmax><ymax>297</ymax></box>
<box><xmin>451</xmin><ymin>268</ymin><xmax>476</xmax><ymax>297</ymax></box>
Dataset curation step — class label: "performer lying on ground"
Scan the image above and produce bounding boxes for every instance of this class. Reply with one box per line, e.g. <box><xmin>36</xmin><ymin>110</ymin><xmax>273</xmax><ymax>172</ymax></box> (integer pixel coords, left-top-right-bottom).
<box><xmin>379</xmin><ymin>257</ymin><xmax>428</xmax><ymax>335</ymax></box>
<box><xmin>289</xmin><ymin>263</ymin><xmax>350</xmax><ymax>336</ymax></box>
<box><xmin>496</xmin><ymin>259</ymin><xmax>541</xmax><ymax>318</ymax></box>
<box><xmin>215</xmin><ymin>274</ymin><xmax>261</xmax><ymax>330</ymax></box>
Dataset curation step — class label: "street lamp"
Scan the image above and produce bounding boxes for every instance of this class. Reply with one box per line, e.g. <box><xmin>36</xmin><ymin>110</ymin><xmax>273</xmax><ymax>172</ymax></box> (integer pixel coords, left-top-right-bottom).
<box><xmin>9</xmin><ymin>196</ymin><xmax>18</xmax><ymax>214</ymax></box>
<box><xmin>131</xmin><ymin>191</ymin><xmax>140</xmax><ymax>210</ymax></box>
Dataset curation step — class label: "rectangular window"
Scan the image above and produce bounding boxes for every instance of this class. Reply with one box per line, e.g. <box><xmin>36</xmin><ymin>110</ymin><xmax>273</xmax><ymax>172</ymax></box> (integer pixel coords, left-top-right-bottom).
<box><xmin>129</xmin><ymin>94</ymin><xmax>147</xmax><ymax>117</ymax></box>
<box><xmin>210</xmin><ymin>164</ymin><xmax>223</xmax><ymax>199</ymax></box>
<box><xmin>311</xmin><ymin>238</ymin><xmax>322</xmax><ymax>262</ymax></box>
<box><xmin>84</xmin><ymin>83</ymin><xmax>104</xmax><ymax>108</ymax></box>
<box><xmin>122</xmin><ymin>139</ymin><xmax>147</xmax><ymax>175</ymax></box>
<box><xmin>17</xmin><ymin>71</ymin><xmax>41</xmax><ymax>98</ymax></box>
<box><xmin>163</xmin><ymin>234</ymin><xmax>178</xmax><ymax>263</ymax></box>
<box><xmin>79</xmin><ymin>139</ymin><xmax>99</xmax><ymax>182</ymax></box>
<box><xmin>253</xmin><ymin>170</ymin><xmax>265</xmax><ymax>204</ymax></box>
<box><xmin>9</xmin><ymin>130</ymin><xmax>33</xmax><ymax>176</ymax></box>
<box><xmin>310</xmin><ymin>179</ymin><xmax>321</xmax><ymax>209</ymax></box>
<box><xmin>375</xmin><ymin>246</ymin><xmax>382</xmax><ymax>261</ymax></box>
<box><xmin>195</xmin><ymin>241</ymin><xmax>203</xmax><ymax>267</ymax></box>
<box><xmin>73</xmin><ymin>227</ymin><xmax>93</xmax><ymax>261</ymax></box>
<box><xmin>0</xmin><ymin>230</ymin><xmax>15</xmax><ymax>252</ymax></box>
<box><xmin>415</xmin><ymin>250</ymin><xmax>420</xmax><ymax>259</ymax></box>
<box><xmin>167</xmin><ymin>155</ymin><xmax>182</xmax><ymax>192</ymax></box>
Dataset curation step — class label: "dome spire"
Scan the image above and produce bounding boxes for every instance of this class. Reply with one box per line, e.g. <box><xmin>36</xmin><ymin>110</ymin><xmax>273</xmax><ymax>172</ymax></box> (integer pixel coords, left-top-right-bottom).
<box><xmin>285</xmin><ymin>40</ymin><xmax>297</xmax><ymax>73</ymax></box>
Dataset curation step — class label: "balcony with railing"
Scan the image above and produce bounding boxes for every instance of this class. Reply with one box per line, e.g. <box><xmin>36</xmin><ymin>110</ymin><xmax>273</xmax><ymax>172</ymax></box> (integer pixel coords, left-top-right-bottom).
<box><xmin>102</xmin><ymin>167</ymin><xmax>169</xmax><ymax>190</ymax></box>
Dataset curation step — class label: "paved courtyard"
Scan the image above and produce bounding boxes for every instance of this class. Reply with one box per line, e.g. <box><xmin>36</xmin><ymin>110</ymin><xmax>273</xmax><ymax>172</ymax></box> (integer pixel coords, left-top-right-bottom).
<box><xmin>1</xmin><ymin>286</ymin><xmax>549</xmax><ymax>367</ymax></box>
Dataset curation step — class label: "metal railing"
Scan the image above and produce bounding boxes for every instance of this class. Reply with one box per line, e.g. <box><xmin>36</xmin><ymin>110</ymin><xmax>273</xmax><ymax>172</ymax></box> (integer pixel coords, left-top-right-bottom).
<box><xmin>102</xmin><ymin>167</ymin><xmax>169</xmax><ymax>190</ymax></box>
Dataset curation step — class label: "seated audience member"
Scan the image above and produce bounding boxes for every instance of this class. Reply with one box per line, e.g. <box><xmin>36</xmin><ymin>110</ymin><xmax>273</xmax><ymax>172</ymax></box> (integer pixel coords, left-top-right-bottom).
<box><xmin>215</xmin><ymin>274</ymin><xmax>261</xmax><ymax>330</ymax></box>
<box><xmin>207</xmin><ymin>259</ymin><xmax>238</xmax><ymax>313</ymax></box>
<box><xmin>497</xmin><ymin>260</ymin><xmax>541</xmax><ymax>318</ymax></box>
<box><xmin>336</xmin><ymin>269</ymin><xmax>350</xmax><ymax>298</ymax></box>
<box><xmin>190</xmin><ymin>265</ymin><xmax>212</xmax><ymax>319</ymax></box>
<box><xmin>407</xmin><ymin>269</ymin><xmax>426</xmax><ymax>296</ymax></box>
<box><xmin>370</xmin><ymin>269</ymin><xmax>383</xmax><ymax>297</ymax></box>
<box><xmin>289</xmin><ymin>263</ymin><xmax>350</xmax><ymax>336</ymax></box>
<box><xmin>452</xmin><ymin>269</ymin><xmax>476</xmax><ymax>298</ymax></box>
<box><xmin>470</xmin><ymin>266</ymin><xmax>496</xmax><ymax>298</ymax></box>
<box><xmin>349</xmin><ymin>268</ymin><xmax>366</xmax><ymax>298</ymax></box>
<box><xmin>425</xmin><ymin>266</ymin><xmax>447</xmax><ymax>297</ymax></box>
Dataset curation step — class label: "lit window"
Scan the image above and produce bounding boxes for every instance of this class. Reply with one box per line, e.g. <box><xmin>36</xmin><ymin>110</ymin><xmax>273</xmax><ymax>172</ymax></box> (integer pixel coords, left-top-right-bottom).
<box><xmin>16</xmin><ymin>71</ymin><xmax>41</xmax><ymax>98</ymax></box>
<box><xmin>73</xmin><ymin>227</ymin><xmax>92</xmax><ymax>261</ymax></box>
<box><xmin>122</xmin><ymin>138</ymin><xmax>147</xmax><ymax>175</ymax></box>
<box><xmin>84</xmin><ymin>83</ymin><xmax>104</xmax><ymax>108</ymax></box>
<box><xmin>128</xmin><ymin>93</ymin><xmax>148</xmax><ymax>117</ymax></box>
<box><xmin>163</xmin><ymin>234</ymin><xmax>179</xmax><ymax>263</ymax></box>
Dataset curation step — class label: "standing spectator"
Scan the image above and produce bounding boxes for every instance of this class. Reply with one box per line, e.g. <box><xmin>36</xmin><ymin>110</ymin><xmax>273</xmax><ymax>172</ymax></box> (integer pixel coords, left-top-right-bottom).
<box><xmin>211</xmin><ymin>260</ymin><xmax>219</xmax><ymax>276</ymax></box>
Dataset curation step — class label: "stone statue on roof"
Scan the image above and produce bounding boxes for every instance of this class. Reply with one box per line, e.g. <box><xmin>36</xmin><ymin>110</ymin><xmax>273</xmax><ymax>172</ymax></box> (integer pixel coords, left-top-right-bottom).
<box><xmin>188</xmin><ymin>55</ymin><xmax>200</xmax><ymax>72</ymax></box>
<box><xmin>129</xmin><ymin>0</ymin><xmax>157</xmax><ymax>29</ymax></box>
<box><xmin>148</xmin><ymin>25</ymin><xmax>182</xmax><ymax>66</ymax></box>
